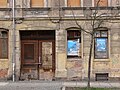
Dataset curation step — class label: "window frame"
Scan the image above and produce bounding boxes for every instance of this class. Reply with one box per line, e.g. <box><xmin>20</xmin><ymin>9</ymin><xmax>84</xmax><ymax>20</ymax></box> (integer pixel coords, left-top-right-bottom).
<box><xmin>94</xmin><ymin>30</ymin><xmax>109</xmax><ymax>59</ymax></box>
<box><xmin>0</xmin><ymin>30</ymin><xmax>8</xmax><ymax>59</ymax></box>
<box><xmin>67</xmin><ymin>30</ymin><xmax>81</xmax><ymax>58</ymax></box>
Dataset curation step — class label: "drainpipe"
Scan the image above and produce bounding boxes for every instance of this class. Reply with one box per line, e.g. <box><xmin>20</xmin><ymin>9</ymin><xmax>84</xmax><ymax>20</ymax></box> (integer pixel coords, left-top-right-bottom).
<box><xmin>12</xmin><ymin>0</ymin><xmax>16</xmax><ymax>82</ymax></box>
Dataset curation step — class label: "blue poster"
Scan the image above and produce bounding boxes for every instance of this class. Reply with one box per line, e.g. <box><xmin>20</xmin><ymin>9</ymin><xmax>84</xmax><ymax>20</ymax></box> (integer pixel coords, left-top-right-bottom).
<box><xmin>96</xmin><ymin>38</ymin><xmax>107</xmax><ymax>51</ymax></box>
<box><xmin>67</xmin><ymin>39</ymin><xmax>80</xmax><ymax>56</ymax></box>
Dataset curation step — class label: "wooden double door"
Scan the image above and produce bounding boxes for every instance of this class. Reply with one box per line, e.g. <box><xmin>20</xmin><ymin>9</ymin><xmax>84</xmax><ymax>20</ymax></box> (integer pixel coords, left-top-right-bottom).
<box><xmin>21</xmin><ymin>40</ymin><xmax>55</xmax><ymax>80</ymax></box>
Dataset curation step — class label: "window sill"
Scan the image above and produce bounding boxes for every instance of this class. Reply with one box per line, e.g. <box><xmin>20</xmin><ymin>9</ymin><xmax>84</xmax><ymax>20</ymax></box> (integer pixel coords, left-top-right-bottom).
<box><xmin>94</xmin><ymin>58</ymin><xmax>110</xmax><ymax>62</ymax></box>
<box><xmin>0</xmin><ymin>8</ymin><xmax>11</xmax><ymax>11</ymax></box>
<box><xmin>64</xmin><ymin>14</ymin><xmax>84</xmax><ymax>17</ymax></box>
<box><xmin>62</xmin><ymin>7</ymin><xmax>117</xmax><ymax>10</ymax></box>
<box><xmin>23</xmin><ymin>7</ymin><xmax>51</xmax><ymax>11</ymax></box>
<box><xmin>62</xmin><ymin>7</ymin><xmax>83</xmax><ymax>10</ymax></box>
<box><xmin>0</xmin><ymin>59</ymin><xmax>8</xmax><ymax>61</ymax></box>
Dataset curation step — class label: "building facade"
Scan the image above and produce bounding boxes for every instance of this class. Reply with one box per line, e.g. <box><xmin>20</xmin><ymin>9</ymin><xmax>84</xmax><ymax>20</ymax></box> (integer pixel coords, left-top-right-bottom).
<box><xmin>0</xmin><ymin>0</ymin><xmax>120</xmax><ymax>81</ymax></box>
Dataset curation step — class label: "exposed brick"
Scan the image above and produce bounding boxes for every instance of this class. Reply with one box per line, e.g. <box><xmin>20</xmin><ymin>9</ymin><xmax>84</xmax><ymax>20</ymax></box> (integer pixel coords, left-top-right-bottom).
<box><xmin>0</xmin><ymin>69</ymin><xmax>8</xmax><ymax>78</ymax></box>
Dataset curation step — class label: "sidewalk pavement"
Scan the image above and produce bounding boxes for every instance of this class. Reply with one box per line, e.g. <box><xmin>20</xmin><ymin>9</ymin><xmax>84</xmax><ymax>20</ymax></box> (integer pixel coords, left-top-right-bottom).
<box><xmin>0</xmin><ymin>82</ymin><xmax>9</xmax><ymax>86</ymax></box>
<box><xmin>0</xmin><ymin>81</ymin><xmax>119</xmax><ymax>90</ymax></box>
<box><xmin>63</xmin><ymin>81</ymin><xmax>120</xmax><ymax>88</ymax></box>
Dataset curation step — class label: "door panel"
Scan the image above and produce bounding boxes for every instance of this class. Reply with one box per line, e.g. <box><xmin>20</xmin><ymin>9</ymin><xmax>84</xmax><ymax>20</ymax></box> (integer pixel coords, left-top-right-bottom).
<box><xmin>38</xmin><ymin>41</ymin><xmax>55</xmax><ymax>80</ymax></box>
<box><xmin>24</xmin><ymin>44</ymin><xmax>35</xmax><ymax>61</ymax></box>
<box><xmin>22</xmin><ymin>40</ymin><xmax>38</xmax><ymax>63</ymax></box>
<box><xmin>21</xmin><ymin>40</ymin><xmax>39</xmax><ymax>80</ymax></box>
<box><xmin>42</xmin><ymin>42</ymin><xmax>53</xmax><ymax>69</ymax></box>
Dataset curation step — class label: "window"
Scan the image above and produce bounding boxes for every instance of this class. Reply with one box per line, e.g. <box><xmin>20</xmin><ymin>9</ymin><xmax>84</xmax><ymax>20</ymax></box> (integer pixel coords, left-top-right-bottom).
<box><xmin>95</xmin><ymin>73</ymin><xmax>109</xmax><ymax>81</ymax></box>
<box><xmin>0</xmin><ymin>31</ymin><xmax>8</xmax><ymax>59</ymax></box>
<box><xmin>94</xmin><ymin>30</ymin><xmax>108</xmax><ymax>59</ymax></box>
<box><xmin>67</xmin><ymin>0</ymin><xmax>81</xmax><ymax>7</ymax></box>
<box><xmin>67</xmin><ymin>30</ymin><xmax>81</xmax><ymax>58</ymax></box>
<box><xmin>31</xmin><ymin>0</ymin><xmax>44</xmax><ymax>7</ymax></box>
<box><xmin>94</xmin><ymin>0</ymin><xmax>108</xmax><ymax>7</ymax></box>
<box><xmin>0</xmin><ymin>0</ymin><xmax>7</xmax><ymax>7</ymax></box>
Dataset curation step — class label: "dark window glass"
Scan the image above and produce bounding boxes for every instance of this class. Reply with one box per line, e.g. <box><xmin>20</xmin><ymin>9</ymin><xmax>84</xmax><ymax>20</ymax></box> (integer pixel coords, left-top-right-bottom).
<box><xmin>0</xmin><ymin>31</ymin><xmax>8</xmax><ymax>59</ymax></box>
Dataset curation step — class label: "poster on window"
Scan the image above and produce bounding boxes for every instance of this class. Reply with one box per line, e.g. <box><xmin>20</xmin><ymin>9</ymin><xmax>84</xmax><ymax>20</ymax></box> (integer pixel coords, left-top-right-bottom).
<box><xmin>96</xmin><ymin>38</ymin><xmax>107</xmax><ymax>51</ymax></box>
<box><xmin>67</xmin><ymin>39</ymin><xmax>80</xmax><ymax>56</ymax></box>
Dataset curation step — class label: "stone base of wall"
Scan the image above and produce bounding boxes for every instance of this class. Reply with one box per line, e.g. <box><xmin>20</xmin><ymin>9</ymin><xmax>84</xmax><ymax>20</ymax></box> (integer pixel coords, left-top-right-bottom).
<box><xmin>55</xmin><ymin>69</ymin><xmax>67</xmax><ymax>78</ymax></box>
<box><xmin>83</xmin><ymin>77</ymin><xmax>120</xmax><ymax>81</ymax></box>
<box><xmin>109</xmin><ymin>77</ymin><xmax>120</xmax><ymax>81</ymax></box>
<box><xmin>67</xmin><ymin>77</ymin><xmax>82</xmax><ymax>81</ymax></box>
<box><xmin>20</xmin><ymin>69</ymin><xmax>38</xmax><ymax>80</ymax></box>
